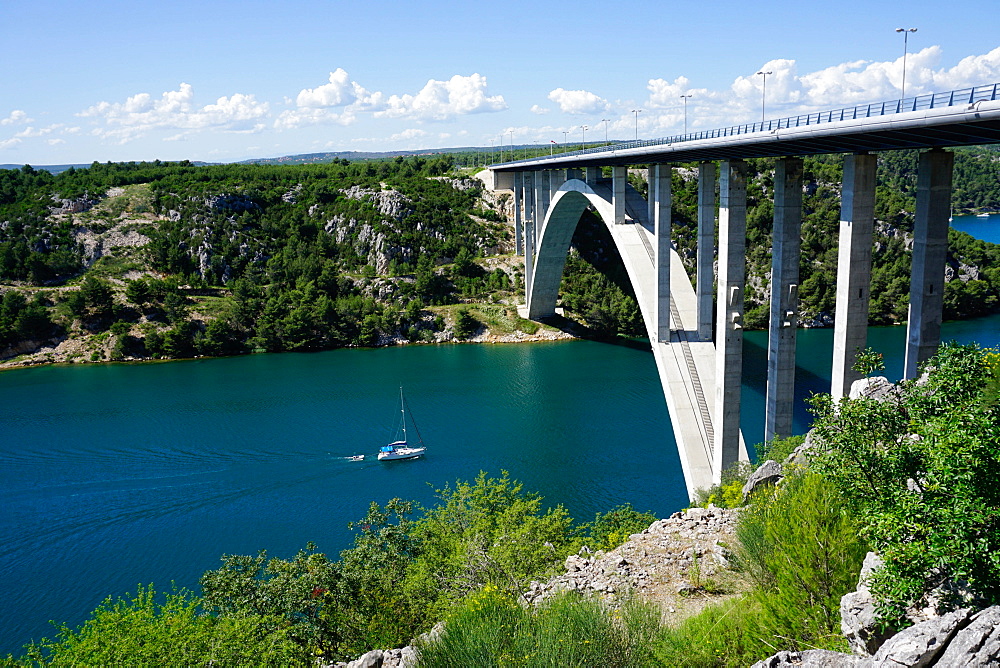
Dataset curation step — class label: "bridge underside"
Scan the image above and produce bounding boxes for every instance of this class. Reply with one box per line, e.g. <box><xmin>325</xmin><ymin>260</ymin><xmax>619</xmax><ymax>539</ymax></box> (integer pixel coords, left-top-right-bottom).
<box><xmin>525</xmin><ymin>178</ymin><xmax>746</xmax><ymax>496</ymax></box>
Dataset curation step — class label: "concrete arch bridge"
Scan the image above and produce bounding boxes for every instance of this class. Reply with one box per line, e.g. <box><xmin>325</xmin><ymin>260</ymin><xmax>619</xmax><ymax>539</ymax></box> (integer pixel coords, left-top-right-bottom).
<box><xmin>485</xmin><ymin>83</ymin><xmax>1000</xmax><ymax>499</ymax></box>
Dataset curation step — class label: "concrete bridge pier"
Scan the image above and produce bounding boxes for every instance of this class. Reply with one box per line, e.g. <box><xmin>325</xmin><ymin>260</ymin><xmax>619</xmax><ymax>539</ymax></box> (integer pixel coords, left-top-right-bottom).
<box><xmin>513</xmin><ymin>172</ymin><xmax>523</xmax><ymax>256</ymax></box>
<box><xmin>586</xmin><ymin>166</ymin><xmax>603</xmax><ymax>186</ymax></box>
<box><xmin>765</xmin><ymin>157</ymin><xmax>803</xmax><ymax>442</ymax></box>
<box><xmin>831</xmin><ymin>154</ymin><xmax>878</xmax><ymax>401</ymax></box>
<box><xmin>523</xmin><ymin>172</ymin><xmax>535</xmax><ymax>303</ymax></box>
<box><xmin>697</xmin><ymin>162</ymin><xmax>717</xmax><ymax>342</ymax></box>
<box><xmin>535</xmin><ymin>171</ymin><xmax>551</xmax><ymax>233</ymax></box>
<box><xmin>714</xmin><ymin>160</ymin><xmax>748</xmax><ymax>481</ymax></box>
<box><xmin>613</xmin><ymin>166</ymin><xmax>627</xmax><ymax>224</ymax></box>
<box><xmin>904</xmin><ymin>149</ymin><xmax>954</xmax><ymax>379</ymax></box>
<box><xmin>651</xmin><ymin>165</ymin><xmax>672</xmax><ymax>342</ymax></box>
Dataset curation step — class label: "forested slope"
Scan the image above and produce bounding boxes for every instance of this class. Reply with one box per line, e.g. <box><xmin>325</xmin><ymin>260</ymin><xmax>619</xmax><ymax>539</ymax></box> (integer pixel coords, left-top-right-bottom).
<box><xmin>1</xmin><ymin>147</ymin><xmax>999</xmax><ymax>366</ymax></box>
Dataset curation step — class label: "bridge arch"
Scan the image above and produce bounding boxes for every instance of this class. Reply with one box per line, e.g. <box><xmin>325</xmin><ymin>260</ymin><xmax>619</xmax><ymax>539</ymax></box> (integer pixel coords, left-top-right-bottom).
<box><xmin>520</xmin><ymin>174</ymin><xmax>744</xmax><ymax>498</ymax></box>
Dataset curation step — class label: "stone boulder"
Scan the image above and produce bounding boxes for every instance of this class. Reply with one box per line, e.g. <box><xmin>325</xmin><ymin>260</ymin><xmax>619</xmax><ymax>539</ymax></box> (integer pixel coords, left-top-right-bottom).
<box><xmin>750</xmin><ymin>649</ymin><xmax>866</xmax><ymax>667</ymax></box>
<box><xmin>934</xmin><ymin>606</ymin><xmax>1000</xmax><ymax>667</ymax></box>
<box><xmin>871</xmin><ymin>608</ymin><xmax>971</xmax><ymax>667</ymax></box>
<box><xmin>849</xmin><ymin>376</ymin><xmax>895</xmax><ymax>401</ymax></box>
<box><xmin>742</xmin><ymin>459</ymin><xmax>783</xmax><ymax>500</ymax></box>
<box><xmin>842</xmin><ymin>552</ymin><xmax>897</xmax><ymax>656</ymax></box>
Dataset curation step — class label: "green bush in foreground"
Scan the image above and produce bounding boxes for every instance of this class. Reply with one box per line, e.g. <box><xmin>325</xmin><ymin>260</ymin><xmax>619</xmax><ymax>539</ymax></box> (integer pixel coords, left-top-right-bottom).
<box><xmin>416</xmin><ymin>589</ymin><xmax>661</xmax><ymax>668</ymax></box>
<box><xmin>810</xmin><ymin>342</ymin><xmax>1000</xmax><ymax>623</ymax></box>
<box><xmin>6</xmin><ymin>586</ymin><xmax>303</xmax><ymax>667</ymax></box>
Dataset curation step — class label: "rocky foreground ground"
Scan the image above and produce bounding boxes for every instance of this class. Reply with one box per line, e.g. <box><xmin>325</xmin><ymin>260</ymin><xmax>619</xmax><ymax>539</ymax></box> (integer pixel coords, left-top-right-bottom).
<box><xmin>327</xmin><ymin>505</ymin><xmax>743</xmax><ymax>668</ymax></box>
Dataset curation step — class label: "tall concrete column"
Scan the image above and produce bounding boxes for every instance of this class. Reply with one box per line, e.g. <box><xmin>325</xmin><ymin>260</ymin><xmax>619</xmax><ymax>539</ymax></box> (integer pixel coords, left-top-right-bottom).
<box><xmin>765</xmin><ymin>157</ymin><xmax>803</xmax><ymax>442</ymax></box>
<box><xmin>513</xmin><ymin>171</ymin><xmax>523</xmax><ymax>256</ymax></box>
<box><xmin>904</xmin><ymin>149</ymin><xmax>954</xmax><ymax>379</ymax></box>
<box><xmin>585</xmin><ymin>166</ymin><xmax>603</xmax><ymax>186</ymax></box>
<box><xmin>652</xmin><ymin>165</ymin><xmax>672</xmax><ymax>341</ymax></box>
<box><xmin>612</xmin><ymin>165</ymin><xmax>627</xmax><ymax>224</ymax></box>
<box><xmin>713</xmin><ymin>160</ymin><xmax>747</xmax><ymax>481</ymax></box>
<box><xmin>548</xmin><ymin>170</ymin><xmax>562</xmax><ymax>202</ymax></box>
<box><xmin>697</xmin><ymin>162</ymin><xmax>717</xmax><ymax>342</ymax></box>
<box><xmin>523</xmin><ymin>172</ymin><xmax>535</xmax><ymax>305</ymax></box>
<box><xmin>567</xmin><ymin>168</ymin><xmax>583</xmax><ymax>181</ymax></box>
<box><xmin>647</xmin><ymin>168</ymin><xmax>656</xmax><ymax>224</ymax></box>
<box><xmin>535</xmin><ymin>170</ymin><xmax>551</xmax><ymax>230</ymax></box>
<box><xmin>831</xmin><ymin>153</ymin><xmax>877</xmax><ymax>401</ymax></box>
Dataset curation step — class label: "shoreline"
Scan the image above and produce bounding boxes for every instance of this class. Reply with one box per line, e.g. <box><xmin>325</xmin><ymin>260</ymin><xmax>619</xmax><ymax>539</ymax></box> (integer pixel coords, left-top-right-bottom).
<box><xmin>0</xmin><ymin>324</ymin><xmax>581</xmax><ymax>373</ymax></box>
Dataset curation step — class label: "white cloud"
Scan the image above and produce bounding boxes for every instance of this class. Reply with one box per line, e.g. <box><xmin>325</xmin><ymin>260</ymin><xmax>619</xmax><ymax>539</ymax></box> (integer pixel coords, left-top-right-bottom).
<box><xmin>78</xmin><ymin>83</ymin><xmax>269</xmax><ymax>143</ymax></box>
<box><xmin>375</xmin><ymin>73</ymin><xmax>506</xmax><ymax>121</ymax></box>
<box><xmin>390</xmin><ymin>128</ymin><xmax>428</xmax><ymax>141</ymax></box>
<box><xmin>1</xmin><ymin>110</ymin><xmax>31</xmax><ymax>126</ymax></box>
<box><xmin>280</xmin><ymin>70</ymin><xmax>504</xmax><ymax>128</ymax></box>
<box><xmin>630</xmin><ymin>46</ymin><xmax>1000</xmax><ymax>137</ymax></box>
<box><xmin>46</xmin><ymin>138</ymin><xmax>65</xmax><ymax>146</ymax></box>
<box><xmin>14</xmin><ymin>126</ymin><xmax>55</xmax><ymax>139</ymax></box>
<box><xmin>296</xmin><ymin>68</ymin><xmax>356</xmax><ymax>107</ymax></box>
<box><xmin>0</xmin><ymin>137</ymin><xmax>22</xmax><ymax>149</ymax></box>
<box><xmin>530</xmin><ymin>104</ymin><xmax>550</xmax><ymax>115</ymax></box>
<box><xmin>547</xmin><ymin>88</ymin><xmax>610</xmax><ymax>115</ymax></box>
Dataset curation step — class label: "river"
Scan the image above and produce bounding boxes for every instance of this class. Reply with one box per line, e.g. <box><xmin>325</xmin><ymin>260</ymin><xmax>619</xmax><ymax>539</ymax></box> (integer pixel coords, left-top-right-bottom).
<box><xmin>1</xmin><ymin>316</ymin><xmax>999</xmax><ymax>655</ymax></box>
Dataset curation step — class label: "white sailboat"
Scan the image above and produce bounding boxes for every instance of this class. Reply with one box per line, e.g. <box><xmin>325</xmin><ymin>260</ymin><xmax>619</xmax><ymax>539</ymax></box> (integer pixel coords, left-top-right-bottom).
<box><xmin>377</xmin><ymin>387</ymin><xmax>427</xmax><ymax>461</ymax></box>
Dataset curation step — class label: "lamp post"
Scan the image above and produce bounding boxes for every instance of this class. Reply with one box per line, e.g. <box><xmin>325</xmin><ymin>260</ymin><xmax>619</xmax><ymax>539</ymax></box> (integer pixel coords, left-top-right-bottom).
<box><xmin>581</xmin><ymin>125</ymin><xmax>588</xmax><ymax>150</ymax></box>
<box><xmin>679</xmin><ymin>94</ymin><xmax>692</xmax><ymax>135</ymax></box>
<box><xmin>509</xmin><ymin>130</ymin><xmax>515</xmax><ymax>159</ymax></box>
<box><xmin>562</xmin><ymin>130</ymin><xmax>569</xmax><ymax>148</ymax></box>
<box><xmin>489</xmin><ymin>138</ymin><xmax>494</xmax><ymax>164</ymax></box>
<box><xmin>896</xmin><ymin>27</ymin><xmax>918</xmax><ymax>103</ymax></box>
<box><xmin>601</xmin><ymin>118</ymin><xmax>610</xmax><ymax>144</ymax></box>
<box><xmin>756</xmin><ymin>70</ymin><xmax>772</xmax><ymax>124</ymax></box>
<box><xmin>631</xmin><ymin>109</ymin><xmax>642</xmax><ymax>140</ymax></box>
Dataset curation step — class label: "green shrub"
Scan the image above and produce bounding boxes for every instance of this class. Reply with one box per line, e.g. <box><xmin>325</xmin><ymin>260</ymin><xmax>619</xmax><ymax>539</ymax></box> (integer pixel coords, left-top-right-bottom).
<box><xmin>10</xmin><ymin>585</ymin><xmax>304</xmax><ymax>667</ymax></box>
<box><xmin>417</xmin><ymin>590</ymin><xmax>661</xmax><ymax>668</ymax></box>
<box><xmin>692</xmin><ymin>461</ymin><xmax>754</xmax><ymax>508</ymax></box>
<box><xmin>736</xmin><ymin>471</ymin><xmax>866</xmax><ymax>650</ymax></box>
<box><xmin>754</xmin><ymin>434</ymin><xmax>805</xmax><ymax>465</ymax></box>
<box><xmin>810</xmin><ymin>342</ymin><xmax>1000</xmax><ymax>622</ymax></box>
<box><xmin>578</xmin><ymin>503</ymin><xmax>658</xmax><ymax>551</ymax></box>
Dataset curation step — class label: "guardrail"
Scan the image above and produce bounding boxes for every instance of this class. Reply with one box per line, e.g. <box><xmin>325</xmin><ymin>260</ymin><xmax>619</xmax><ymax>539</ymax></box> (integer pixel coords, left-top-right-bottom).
<box><xmin>496</xmin><ymin>83</ymin><xmax>1000</xmax><ymax>167</ymax></box>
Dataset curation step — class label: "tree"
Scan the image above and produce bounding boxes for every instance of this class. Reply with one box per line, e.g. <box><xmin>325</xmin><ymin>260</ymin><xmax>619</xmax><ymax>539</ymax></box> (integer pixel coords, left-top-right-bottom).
<box><xmin>201</xmin><ymin>544</ymin><xmax>341</xmax><ymax>657</ymax></box>
<box><xmin>15</xmin><ymin>585</ymin><xmax>303</xmax><ymax>666</ymax></box>
<box><xmin>809</xmin><ymin>343</ymin><xmax>1000</xmax><ymax>623</ymax></box>
<box><xmin>453</xmin><ymin>308</ymin><xmax>478</xmax><ymax>340</ymax></box>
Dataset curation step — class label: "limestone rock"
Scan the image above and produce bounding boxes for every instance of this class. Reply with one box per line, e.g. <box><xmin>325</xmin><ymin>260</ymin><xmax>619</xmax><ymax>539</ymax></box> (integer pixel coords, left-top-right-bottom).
<box><xmin>750</xmin><ymin>649</ymin><xmax>867</xmax><ymax>667</ymax></box>
<box><xmin>842</xmin><ymin>552</ymin><xmax>896</xmax><ymax>656</ymax></box>
<box><xmin>849</xmin><ymin>376</ymin><xmax>894</xmax><ymax>401</ymax></box>
<box><xmin>346</xmin><ymin>649</ymin><xmax>383</xmax><ymax>668</ymax></box>
<box><xmin>742</xmin><ymin>459</ymin><xmax>783</xmax><ymax>500</ymax></box>
<box><xmin>934</xmin><ymin>605</ymin><xmax>1000</xmax><ymax>667</ymax></box>
<box><xmin>871</xmin><ymin>608</ymin><xmax>971</xmax><ymax>667</ymax></box>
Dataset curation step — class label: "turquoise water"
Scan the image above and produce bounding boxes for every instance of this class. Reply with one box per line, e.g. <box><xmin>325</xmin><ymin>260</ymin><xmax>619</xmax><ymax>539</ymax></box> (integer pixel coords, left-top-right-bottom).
<box><xmin>2</xmin><ymin>316</ymin><xmax>999</xmax><ymax>654</ymax></box>
<box><xmin>952</xmin><ymin>213</ymin><xmax>1000</xmax><ymax>244</ymax></box>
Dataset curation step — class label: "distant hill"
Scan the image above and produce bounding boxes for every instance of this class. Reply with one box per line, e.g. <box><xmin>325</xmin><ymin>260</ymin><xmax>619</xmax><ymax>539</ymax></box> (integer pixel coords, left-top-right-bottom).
<box><xmin>0</xmin><ymin>163</ymin><xmax>92</xmax><ymax>174</ymax></box>
<box><xmin>0</xmin><ymin>161</ymin><xmax>214</xmax><ymax>174</ymax></box>
<box><xmin>238</xmin><ymin>147</ymin><xmax>480</xmax><ymax>166</ymax></box>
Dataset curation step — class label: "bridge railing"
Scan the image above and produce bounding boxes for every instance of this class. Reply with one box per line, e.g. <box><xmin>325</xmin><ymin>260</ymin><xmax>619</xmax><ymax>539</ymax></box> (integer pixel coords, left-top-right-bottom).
<box><xmin>497</xmin><ymin>83</ymin><xmax>1000</xmax><ymax>167</ymax></box>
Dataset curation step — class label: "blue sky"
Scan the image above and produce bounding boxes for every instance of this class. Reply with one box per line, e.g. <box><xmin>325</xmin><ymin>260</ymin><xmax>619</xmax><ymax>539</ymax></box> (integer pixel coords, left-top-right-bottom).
<box><xmin>2</xmin><ymin>0</ymin><xmax>999</xmax><ymax>165</ymax></box>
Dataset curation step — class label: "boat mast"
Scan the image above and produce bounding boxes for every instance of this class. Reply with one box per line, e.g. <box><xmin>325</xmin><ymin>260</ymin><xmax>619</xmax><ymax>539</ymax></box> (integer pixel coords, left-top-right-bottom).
<box><xmin>400</xmin><ymin>386</ymin><xmax>407</xmax><ymax>442</ymax></box>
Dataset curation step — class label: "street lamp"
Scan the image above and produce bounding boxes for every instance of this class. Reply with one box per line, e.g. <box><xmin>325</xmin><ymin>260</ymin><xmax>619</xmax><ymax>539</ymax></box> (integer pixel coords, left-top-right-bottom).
<box><xmin>679</xmin><ymin>94</ymin><xmax>692</xmax><ymax>135</ymax></box>
<box><xmin>756</xmin><ymin>71</ymin><xmax>772</xmax><ymax>124</ymax></box>
<box><xmin>896</xmin><ymin>27</ymin><xmax>918</xmax><ymax>103</ymax></box>
<box><xmin>562</xmin><ymin>130</ymin><xmax>569</xmax><ymax>146</ymax></box>
<box><xmin>489</xmin><ymin>138</ymin><xmax>494</xmax><ymax>164</ymax></box>
<box><xmin>581</xmin><ymin>125</ymin><xmax>588</xmax><ymax>150</ymax></box>
<box><xmin>509</xmin><ymin>130</ymin><xmax>515</xmax><ymax>159</ymax></box>
<box><xmin>601</xmin><ymin>118</ymin><xmax>610</xmax><ymax>144</ymax></box>
<box><xmin>631</xmin><ymin>109</ymin><xmax>642</xmax><ymax>140</ymax></box>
